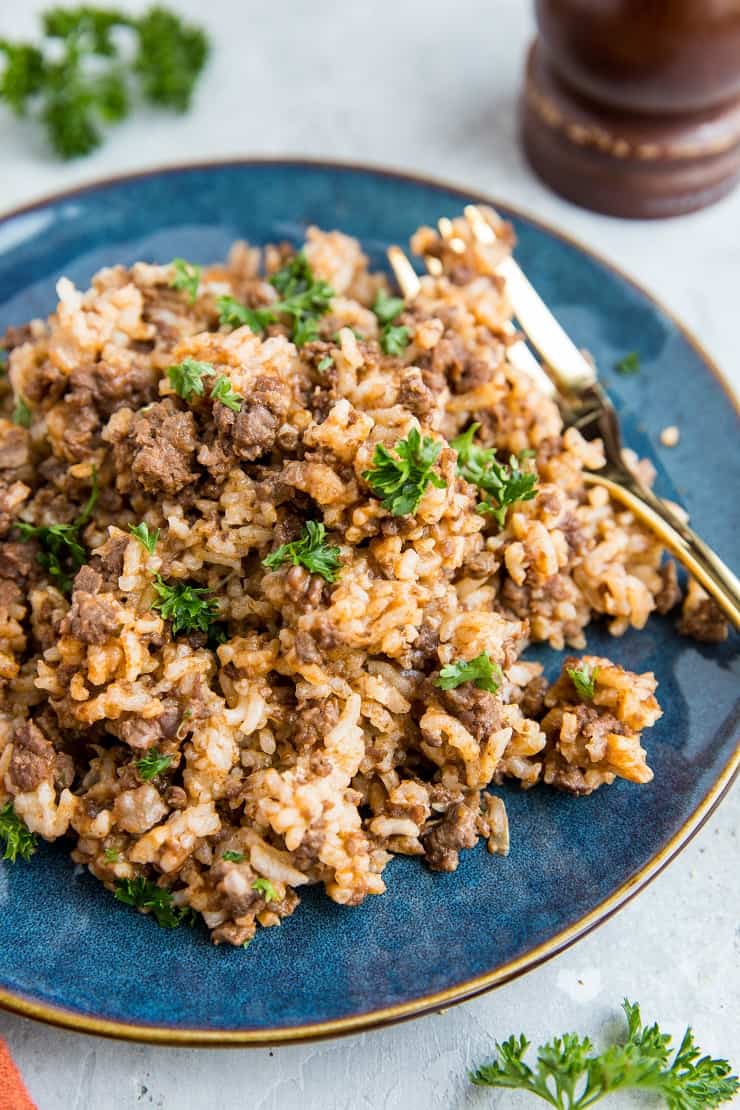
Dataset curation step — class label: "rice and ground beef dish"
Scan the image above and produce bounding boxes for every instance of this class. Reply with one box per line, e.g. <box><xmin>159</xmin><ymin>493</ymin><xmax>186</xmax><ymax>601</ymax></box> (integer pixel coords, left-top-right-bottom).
<box><xmin>0</xmin><ymin>212</ymin><xmax>726</xmax><ymax>945</ymax></box>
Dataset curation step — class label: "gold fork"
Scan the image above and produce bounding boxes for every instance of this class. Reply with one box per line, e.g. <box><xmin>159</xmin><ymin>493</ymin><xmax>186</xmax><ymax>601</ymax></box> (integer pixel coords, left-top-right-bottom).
<box><xmin>387</xmin><ymin>208</ymin><xmax>740</xmax><ymax>630</ymax></box>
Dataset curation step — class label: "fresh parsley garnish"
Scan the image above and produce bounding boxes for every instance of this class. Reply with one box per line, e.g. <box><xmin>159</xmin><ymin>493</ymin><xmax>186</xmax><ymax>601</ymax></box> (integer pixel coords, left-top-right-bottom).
<box><xmin>136</xmin><ymin>749</ymin><xmax>173</xmax><ymax>781</ymax></box>
<box><xmin>0</xmin><ymin>7</ymin><xmax>209</xmax><ymax>159</ymax></box>
<box><xmin>222</xmin><ymin>850</ymin><xmax>244</xmax><ymax>863</ymax></box>
<box><xmin>567</xmin><ymin>662</ymin><xmax>599</xmax><ymax>700</ymax></box>
<box><xmin>363</xmin><ymin>427</ymin><xmax>445</xmax><ymax>516</ymax></box>
<box><xmin>12</xmin><ymin>395</ymin><xmax>31</xmax><ymax>428</ymax></box>
<box><xmin>152</xmin><ymin>576</ymin><xmax>218</xmax><ymax>636</ymax></box>
<box><xmin>372</xmin><ymin>288</ymin><xmax>405</xmax><ymax>326</ymax></box>
<box><xmin>114</xmin><ymin>876</ymin><xmax>195</xmax><ymax>929</ymax></box>
<box><xmin>372</xmin><ymin>289</ymin><xmax>409</xmax><ymax>354</ymax></box>
<box><xmin>17</xmin><ymin>469</ymin><xmax>99</xmax><ymax>594</ymax></box>
<box><xmin>453</xmin><ymin>422</ymin><xmax>537</xmax><ymax>526</ymax></box>
<box><xmin>435</xmin><ymin>652</ymin><xmax>502</xmax><ymax>694</ymax></box>
<box><xmin>0</xmin><ymin>802</ymin><xmax>37</xmax><ymax>863</ymax></box>
<box><xmin>470</xmin><ymin>998</ymin><xmax>739</xmax><ymax>1109</ymax></box>
<box><xmin>615</xmin><ymin>351</ymin><xmax>641</xmax><ymax>375</ymax></box>
<box><xmin>128</xmin><ymin>521</ymin><xmax>159</xmax><ymax>554</ymax></box>
<box><xmin>216</xmin><ymin>295</ymin><xmax>274</xmax><ymax>334</ymax></box>
<box><xmin>380</xmin><ymin>324</ymin><xmax>410</xmax><ymax>356</ymax></box>
<box><xmin>218</xmin><ymin>252</ymin><xmax>334</xmax><ymax>347</ymax></box>
<box><xmin>252</xmin><ymin>877</ymin><xmax>278</xmax><ymax>902</ymax></box>
<box><xmin>169</xmin><ymin>258</ymin><xmax>201</xmax><ymax>303</ymax></box>
<box><xmin>317</xmin><ymin>355</ymin><xmax>334</xmax><ymax>372</ymax></box>
<box><xmin>263</xmin><ymin>520</ymin><xmax>341</xmax><ymax>583</ymax></box>
<box><xmin>104</xmin><ymin>848</ymin><xmax>120</xmax><ymax>862</ymax></box>
<box><xmin>210</xmin><ymin>375</ymin><xmax>242</xmax><ymax>412</ymax></box>
<box><xmin>167</xmin><ymin>357</ymin><xmax>214</xmax><ymax>401</ymax></box>
<box><xmin>206</xmin><ymin>621</ymin><xmax>229</xmax><ymax>649</ymax></box>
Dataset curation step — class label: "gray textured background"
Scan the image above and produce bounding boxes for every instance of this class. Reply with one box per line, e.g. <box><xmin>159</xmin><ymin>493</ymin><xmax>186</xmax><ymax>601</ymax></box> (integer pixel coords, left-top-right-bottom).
<box><xmin>1</xmin><ymin>2</ymin><xmax>738</xmax><ymax>1107</ymax></box>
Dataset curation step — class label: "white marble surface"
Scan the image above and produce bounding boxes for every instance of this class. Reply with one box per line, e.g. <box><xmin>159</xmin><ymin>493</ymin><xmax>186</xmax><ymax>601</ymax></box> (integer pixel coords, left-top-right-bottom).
<box><xmin>0</xmin><ymin>2</ymin><xmax>738</xmax><ymax>1107</ymax></box>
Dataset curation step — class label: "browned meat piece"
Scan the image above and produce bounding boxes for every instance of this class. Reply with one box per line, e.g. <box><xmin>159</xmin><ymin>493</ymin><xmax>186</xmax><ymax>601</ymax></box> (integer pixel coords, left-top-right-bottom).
<box><xmin>61</xmin><ymin>589</ymin><xmax>121</xmax><ymax>644</ymax></box>
<box><xmin>8</xmin><ymin>721</ymin><xmax>73</xmax><ymax>792</ymax></box>
<box><xmin>89</xmin><ymin>533</ymin><xmax>129</xmax><ymax>588</ymax></box>
<box><xmin>397</xmin><ymin>368</ymin><xmax>436</xmax><ymax>418</ymax></box>
<box><xmin>407</xmin><ymin>621</ymin><xmax>440</xmax><ymax>670</ymax></box>
<box><xmin>519</xmin><ymin>674</ymin><xmax>549</xmax><ymax>719</ymax></box>
<box><xmin>422</xmin><ymin>802</ymin><xmax>478</xmax><ymax>871</ymax></box>
<box><xmin>293</xmin><ymin>700</ymin><xmax>340</xmax><ymax>751</ymax></box>
<box><xmin>437</xmin><ymin>683</ymin><xmax>503</xmax><ymax>743</ymax></box>
<box><xmin>677</xmin><ymin>579</ymin><xmax>728</xmax><ymax>643</ymax></box>
<box><xmin>130</xmin><ymin>401</ymin><xmax>198</xmax><ymax>495</ymax></box>
<box><xmin>108</xmin><ymin>704</ymin><xmax>181</xmax><ymax>750</ymax></box>
<box><xmin>1</xmin><ymin>323</ymin><xmax>34</xmax><ymax>351</ymax></box>
<box><xmin>0</xmin><ymin>541</ymin><xmax>35</xmax><ymax>582</ymax></box>
<box><xmin>655</xmin><ymin>559</ymin><xmax>682</xmax><ymax>615</ymax></box>
<box><xmin>0</xmin><ymin>424</ymin><xmax>30</xmax><ymax>471</ymax></box>
<box><xmin>214</xmin><ymin>374</ymin><xmax>286</xmax><ymax>462</ymax></box>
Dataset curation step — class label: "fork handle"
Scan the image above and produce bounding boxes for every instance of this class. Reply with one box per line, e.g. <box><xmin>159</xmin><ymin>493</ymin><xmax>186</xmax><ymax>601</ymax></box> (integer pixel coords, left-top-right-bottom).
<box><xmin>584</xmin><ymin>471</ymin><xmax>740</xmax><ymax>630</ymax></box>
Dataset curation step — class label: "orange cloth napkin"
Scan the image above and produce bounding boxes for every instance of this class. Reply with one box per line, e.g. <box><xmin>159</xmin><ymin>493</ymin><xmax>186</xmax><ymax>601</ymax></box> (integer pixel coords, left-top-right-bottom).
<box><xmin>0</xmin><ymin>1038</ymin><xmax>36</xmax><ymax>1110</ymax></box>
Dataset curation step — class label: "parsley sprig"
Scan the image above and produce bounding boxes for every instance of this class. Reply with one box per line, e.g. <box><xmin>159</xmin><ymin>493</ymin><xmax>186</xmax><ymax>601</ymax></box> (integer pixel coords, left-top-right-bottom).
<box><xmin>372</xmin><ymin>288</ymin><xmax>410</xmax><ymax>356</ymax></box>
<box><xmin>167</xmin><ymin>357</ymin><xmax>214</xmax><ymax>401</ymax></box>
<box><xmin>435</xmin><ymin>652</ymin><xmax>502</xmax><ymax>694</ymax></box>
<box><xmin>152</xmin><ymin>576</ymin><xmax>218</xmax><ymax>636</ymax></box>
<box><xmin>170</xmin><ymin>258</ymin><xmax>201</xmax><ymax>303</ymax></box>
<box><xmin>136</xmin><ymin>749</ymin><xmax>172</xmax><ymax>781</ymax></box>
<box><xmin>210</xmin><ymin>375</ymin><xmax>242</xmax><ymax>412</ymax></box>
<box><xmin>363</xmin><ymin>427</ymin><xmax>445</xmax><ymax>516</ymax></box>
<box><xmin>567</xmin><ymin>662</ymin><xmax>599</xmax><ymax>700</ymax></box>
<box><xmin>17</xmin><ymin>470</ymin><xmax>99</xmax><ymax>594</ymax></box>
<box><xmin>470</xmin><ymin>999</ymin><xmax>739</xmax><ymax>1109</ymax></box>
<box><xmin>217</xmin><ymin>252</ymin><xmax>334</xmax><ymax>347</ymax></box>
<box><xmin>452</xmin><ymin>422</ymin><xmax>537</xmax><ymax>526</ymax></box>
<box><xmin>12</xmin><ymin>396</ymin><xmax>31</xmax><ymax>428</ymax></box>
<box><xmin>0</xmin><ymin>6</ymin><xmax>209</xmax><ymax>159</ymax></box>
<box><xmin>0</xmin><ymin>802</ymin><xmax>38</xmax><ymax>863</ymax></box>
<box><xmin>615</xmin><ymin>351</ymin><xmax>640</xmax><ymax>376</ymax></box>
<box><xmin>129</xmin><ymin>521</ymin><xmax>159</xmax><ymax>554</ymax></box>
<box><xmin>263</xmin><ymin>521</ymin><xmax>341</xmax><ymax>583</ymax></box>
<box><xmin>252</xmin><ymin>877</ymin><xmax>279</xmax><ymax>902</ymax></box>
<box><xmin>114</xmin><ymin>876</ymin><xmax>195</xmax><ymax>929</ymax></box>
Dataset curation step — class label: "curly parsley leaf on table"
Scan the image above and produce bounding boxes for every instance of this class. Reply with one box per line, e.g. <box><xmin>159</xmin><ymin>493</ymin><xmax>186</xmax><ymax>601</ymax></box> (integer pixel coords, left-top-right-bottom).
<box><xmin>470</xmin><ymin>999</ymin><xmax>739</xmax><ymax>1108</ymax></box>
<box><xmin>0</xmin><ymin>6</ymin><xmax>209</xmax><ymax>159</ymax></box>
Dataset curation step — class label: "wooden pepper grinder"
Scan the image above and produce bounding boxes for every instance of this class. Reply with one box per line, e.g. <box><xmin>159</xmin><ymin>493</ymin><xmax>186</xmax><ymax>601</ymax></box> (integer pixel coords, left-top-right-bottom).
<box><xmin>521</xmin><ymin>0</ymin><xmax>740</xmax><ymax>218</ymax></box>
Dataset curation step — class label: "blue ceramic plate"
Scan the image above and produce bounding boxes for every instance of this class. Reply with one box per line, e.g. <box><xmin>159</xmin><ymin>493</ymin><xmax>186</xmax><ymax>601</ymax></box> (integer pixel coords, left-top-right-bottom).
<box><xmin>0</xmin><ymin>161</ymin><xmax>737</xmax><ymax>1045</ymax></box>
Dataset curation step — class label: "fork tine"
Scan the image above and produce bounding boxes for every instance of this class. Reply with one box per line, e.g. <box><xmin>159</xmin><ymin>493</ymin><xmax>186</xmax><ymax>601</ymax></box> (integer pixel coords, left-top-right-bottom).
<box><xmin>464</xmin><ymin>204</ymin><xmax>597</xmax><ymax>392</ymax></box>
<box><xmin>386</xmin><ymin>245</ymin><xmax>421</xmax><ymax>300</ymax></box>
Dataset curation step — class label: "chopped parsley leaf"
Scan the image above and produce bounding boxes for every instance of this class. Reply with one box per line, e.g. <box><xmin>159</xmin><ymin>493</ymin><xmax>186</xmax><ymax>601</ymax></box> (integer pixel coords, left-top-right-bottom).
<box><xmin>567</xmin><ymin>662</ymin><xmax>599</xmax><ymax>700</ymax></box>
<box><xmin>363</xmin><ymin>427</ymin><xmax>445</xmax><ymax>516</ymax></box>
<box><xmin>615</xmin><ymin>351</ymin><xmax>640</xmax><ymax>375</ymax></box>
<box><xmin>104</xmin><ymin>848</ymin><xmax>120</xmax><ymax>862</ymax></box>
<box><xmin>317</xmin><ymin>355</ymin><xmax>334</xmax><ymax>372</ymax></box>
<box><xmin>17</xmin><ymin>469</ymin><xmax>99</xmax><ymax>593</ymax></box>
<box><xmin>128</xmin><ymin>522</ymin><xmax>159</xmax><ymax>554</ymax></box>
<box><xmin>167</xmin><ymin>357</ymin><xmax>214</xmax><ymax>401</ymax></box>
<box><xmin>372</xmin><ymin>288</ymin><xmax>405</xmax><ymax>326</ymax></box>
<box><xmin>12</xmin><ymin>396</ymin><xmax>31</xmax><ymax>428</ymax></box>
<box><xmin>216</xmin><ymin>295</ymin><xmax>274</xmax><ymax>334</ymax></box>
<box><xmin>114</xmin><ymin>876</ymin><xmax>194</xmax><ymax>929</ymax></box>
<box><xmin>217</xmin><ymin>252</ymin><xmax>334</xmax><ymax>348</ymax></box>
<box><xmin>210</xmin><ymin>374</ymin><xmax>242</xmax><ymax>412</ymax></box>
<box><xmin>152</xmin><ymin>576</ymin><xmax>219</xmax><ymax>636</ymax></box>
<box><xmin>453</xmin><ymin>422</ymin><xmax>537</xmax><ymax>526</ymax></box>
<box><xmin>0</xmin><ymin>801</ymin><xmax>37</xmax><ymax>862</ymax></box>
<box><xmin>169</xmin><ymin>258</ymin><xmax>201</xmax><ymax>303</ymax></box>
<box><xmin>263</xmin><ymin>520</ymin><xmax>341</xmax><ymax>583</ymax></box>
<box><xmin>252</xmin><ymin>877</ymin><xmax>278</xmax><ymax>902</ymax></box>
<box><xmin>222</xmin><ymin>850</ymin><xmax>244</xmax><ymax>863</ymax></box>
<box><xmin>435</xmin><ymin>653</ymin><xmax>502</xmax><ymax>694</ymax></box>
<box><xmin>136</xmin><ymin>749</ymin><xmax>173</xmax><ymax>781</ymax></box>
<box><xmin>380</xmin><ymin>324</ymin><xmax>410</xmax><ymax>356</ymax></box>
